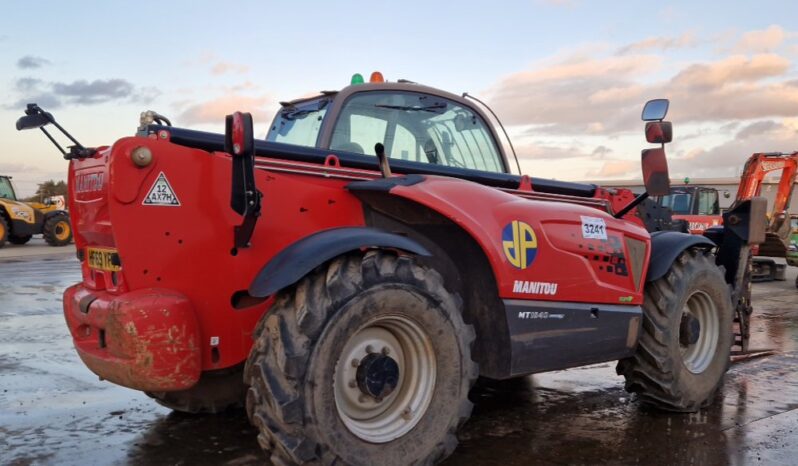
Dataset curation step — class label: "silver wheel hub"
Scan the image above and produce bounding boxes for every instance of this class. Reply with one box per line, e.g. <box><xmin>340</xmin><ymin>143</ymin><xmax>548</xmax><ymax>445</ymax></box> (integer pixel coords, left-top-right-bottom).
<box><xmin>680</xmin><ymin>290</ymin><xmax>720</xmax><ymax>374</ymax></box>
<box><xmin>334</xmin><ymin>315</ymin><xmax>436</xmax><ymax>443</ymax></box>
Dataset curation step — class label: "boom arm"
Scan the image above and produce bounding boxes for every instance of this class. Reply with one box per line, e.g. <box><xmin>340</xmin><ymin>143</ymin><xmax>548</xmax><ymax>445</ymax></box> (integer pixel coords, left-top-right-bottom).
<box><xmin>736</xmin><ymin>152</ymin><xmax>798</xmax><ymax>219</ymax></box>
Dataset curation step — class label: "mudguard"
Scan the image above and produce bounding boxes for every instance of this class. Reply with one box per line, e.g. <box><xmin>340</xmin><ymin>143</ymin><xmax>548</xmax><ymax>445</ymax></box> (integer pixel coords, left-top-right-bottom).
<box><xmin>352</xmin><ymin>175</ymin><xmax>651</xmax><ymax>304</ymax></box>
<box><xmin>43</xmin><ymin>209</ymin><xmax>69</xmax><ymax>221</ymax></box>
<box><xmin>248</xmin><ymin>226</ymin><xmax>430</xmax><ymax>297</ymax></box>
<box><xmin>647</xmin><ymin>231</ymin><xmax>715</xmax><ymax>282</ymax></box>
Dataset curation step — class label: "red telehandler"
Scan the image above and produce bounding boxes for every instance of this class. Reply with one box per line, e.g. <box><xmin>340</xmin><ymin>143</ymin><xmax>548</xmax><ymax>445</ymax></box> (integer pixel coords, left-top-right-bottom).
<box><xmin>17</xmin><ymin>77</ymin><xmax>765</xmax><ymax>466</ymax></box>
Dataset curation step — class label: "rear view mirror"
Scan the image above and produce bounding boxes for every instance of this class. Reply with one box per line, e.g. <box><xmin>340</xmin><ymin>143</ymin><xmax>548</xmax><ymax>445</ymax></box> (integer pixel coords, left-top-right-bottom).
<box><xmin>224</xmin><ymin>111</ymin><xmax>254</xmax><ymax>157</ymax></box>
<box><xmin>642</xmin><ymin>99</ymin><xmax>669</xmax><ymax>121</ymax></box>
<box><xmin>15</xmin><ymin>112</ymin><xmax>52</xmax><ymax>131</ymax></box>
<box><xmin>642</xmin><ymin>148</ymin><xmax>670</xmax><ymax>196</ymax></box>
<box><xmin>645</xmin><ymin>121</ymin><xmax>673</xmax><ymax>144</ymax></box>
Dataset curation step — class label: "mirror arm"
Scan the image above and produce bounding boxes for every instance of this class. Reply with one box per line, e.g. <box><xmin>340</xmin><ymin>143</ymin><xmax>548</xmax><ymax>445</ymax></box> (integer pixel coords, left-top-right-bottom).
<box><xmin>21</xmin><ymin>104</ymin><xmax>95</xmax><ymax>159</ymax></box>
<box><xmin>614</xmin><ymin>191</ymin><xmax>649</xmax><ymax>219</ymax></box>
<box><xmin>39</xmin><ymin>127</ymin><xmax>68</xmax><ymax>157</ymax></box>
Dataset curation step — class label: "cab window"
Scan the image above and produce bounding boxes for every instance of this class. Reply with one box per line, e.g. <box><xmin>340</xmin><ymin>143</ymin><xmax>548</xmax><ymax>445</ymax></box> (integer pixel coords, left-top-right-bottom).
<box><xmin>330</xmin><ymin>91</ymin><xmax>504</xmax><ymax>172</ymax></box>
<box><xmin>697</xmin><ymin>190</ymin><xmax>719</xmax><ymax>215</ymax></box>
<box><xmin>266</xmin><ymin>98</ymin><xmax>330</xmax><ymax>148</ymax></box>
<box><xmin>660</xmin><ymin>191</ymin><xmax>692</xmax><ymax>215</ymax></box>
<box><xmin>0</xmin><ymin>177</ymin><xmax>16</xmax><ymax>200</ymax></box>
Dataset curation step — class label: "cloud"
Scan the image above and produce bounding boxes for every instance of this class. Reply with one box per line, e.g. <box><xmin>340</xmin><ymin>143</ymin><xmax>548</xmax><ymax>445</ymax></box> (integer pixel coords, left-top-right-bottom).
<box><xmin>616</xmin><ymin>33</ymin><xmax>696</xmax><ymax>55</ymax></box>
<box><xmin>586</xmin><ymin>160</ymin><xmax>637</xmax><ymax>178</ymax></box>
<box><xmin>669</xmin><ymin>120</ymin><xmax>798</xmax><ymax>178</ymax></box>
<box><xmin>210</xmin><ymin>62</ymin><xmax>250</xmax><ymax>76</ymax></box>
<box><xmin>185</xmin><ymin>52</ymin><xmax>251</xmax><ymax>76</ymax></box>
<box><xmin>735</xmin><ymin>120</ymin><xmax>780</xmax><ymax>139</ymax></box>
<box><xmin>514</xmin><ymin>142</ymin><xmax>591</xmax><ymax>159</ymax></box>
<box><xmin>176</xmin><ymin>93</ymin><xmax>274</xmax><ymax>125</ymax></box>
<box><xmin>592</xmin><ymin>145</ymin><xmax>613</xmax><ymax>158</ymax></box>
<box><xmin>487</xmin><ymin>53</ymin><xmax>660</xmax><ymax>134</ymax></box>
<box><xmin>132</xmin><ymin>86</ymin><xmax>161</xmax><ymax>104</ymax></box>
<box><xmin>15</xmin><ymin>77</ymin><xmax>42</xmax><ymax>92</ymax></box>
<box><xmin>11</xmin><ymin>93</ymin><xmax>62</xmax><ymax>110</ymax></box>
<box><xmin>17</xmin><ymin>55</ymin><xmax>51</xmax><ymax>69</ymax></box>
<box><xmin>484</xmin><ymin>28</ymin><xmax>798</xmax><ymax>181</ymax></box>
<box><xmin>8</xmin><ymin>77</ymin><xmax>159</xmax><ymax>109</ymax></box>
<box><xmin>733</xmin><ymin>25</ymin><xmax>787</xmax><ymax>53</ymax></box>
<box><xmin>52</xmin><ymin>79</ymin><xmax>134</xmax><ymax>104</ymax></box>
<box><xmin>487</xmin><ymin>47</ymin><xmax>798</xmax><ymax>136</ymax></box>
<box><xmin>671</xmin><ymin>54</ymin><xmax>789</xmax><ymax>90</ymax></box>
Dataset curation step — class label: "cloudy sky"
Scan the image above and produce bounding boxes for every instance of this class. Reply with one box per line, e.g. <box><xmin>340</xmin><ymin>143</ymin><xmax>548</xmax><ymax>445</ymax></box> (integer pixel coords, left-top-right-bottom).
<box><xmin>1</xmin><ymin>0</ymin><xmax>797</xmax><ymax>195</ymax></box>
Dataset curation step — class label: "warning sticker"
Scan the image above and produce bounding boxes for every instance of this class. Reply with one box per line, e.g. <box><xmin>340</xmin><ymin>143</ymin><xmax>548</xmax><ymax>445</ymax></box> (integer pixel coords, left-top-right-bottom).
<box><xmin>142</xmin><ymin>172</ymin><xmax>181</xmax><ymax>206</ymax></box>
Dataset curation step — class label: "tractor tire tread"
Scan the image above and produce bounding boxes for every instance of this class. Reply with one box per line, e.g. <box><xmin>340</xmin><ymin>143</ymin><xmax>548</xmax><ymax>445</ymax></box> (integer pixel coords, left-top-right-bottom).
<box><xmin>618</xmin><ymin>248</ymin><xmax>731</xmax><ymax>412</ymax></box>
<box><xmin>42</xmin><ymin>213</ymin><xmax>72</xmax><ymax>246</ymax></box>
<box><xmin>245</xmin><ymin>251</ymin><xmax>476</xmax><ymax>466</ymax></box>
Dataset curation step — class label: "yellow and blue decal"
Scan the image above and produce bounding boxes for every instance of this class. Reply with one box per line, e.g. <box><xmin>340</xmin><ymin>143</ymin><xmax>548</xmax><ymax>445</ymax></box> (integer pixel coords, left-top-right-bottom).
<box><xmin>502</xmin><ymin>220</ymin><xmax>538</xmax><ymax>269</ymax></box>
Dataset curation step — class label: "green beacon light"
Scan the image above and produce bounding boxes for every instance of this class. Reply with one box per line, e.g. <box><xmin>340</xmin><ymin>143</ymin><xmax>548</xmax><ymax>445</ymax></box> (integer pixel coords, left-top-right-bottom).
<box><xmin>351</xmin><ymin>73</ymin><xmax>364</xmax><ymax>85</ymax></box>
<box><xmin>683</xmin><ymin>177</ymin><xmax>690</xmax><ymax>185</ymax></box>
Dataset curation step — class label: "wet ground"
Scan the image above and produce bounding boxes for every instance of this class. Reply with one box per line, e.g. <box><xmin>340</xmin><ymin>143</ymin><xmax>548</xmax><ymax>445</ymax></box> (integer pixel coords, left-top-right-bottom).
<box><xmin>1</xmin><ymin>253</ymin><xmax>797</xmax><ymax>466</ymax></box>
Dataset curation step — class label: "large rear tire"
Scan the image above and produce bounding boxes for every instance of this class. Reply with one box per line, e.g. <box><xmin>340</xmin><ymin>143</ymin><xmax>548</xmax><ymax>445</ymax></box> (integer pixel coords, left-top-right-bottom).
<box><xmin>245</xmin><ymin>251</ymin><xmax>477</xmax><ymax>466</ymax></box>
<box><xmin>617</xmin><ymin>248</ymin><xmax>732</xmax><ymax>412</ymax></box>
<box><xmin>145</xmin><ymin>365</ymin><xmax>246</xmax><ymax>414</ymax></box>
<box><xmin>43</xmin><ymin>213</ymin><xmax>72</xmax><ymax>246</ymax></box>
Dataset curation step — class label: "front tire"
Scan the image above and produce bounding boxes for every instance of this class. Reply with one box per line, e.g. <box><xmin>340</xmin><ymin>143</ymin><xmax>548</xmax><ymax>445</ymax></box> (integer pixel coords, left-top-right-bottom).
<box><xmin>43</xmin><ymin>213</ymin><xmax>72</xmax><ymax>246</ymax></box>
<box><xmin>245</xmin><ymin>251</ymin><xmax>477</xmax><ymax>466</ymax></box>
<box><xmin>617</xmin><ymin>248</ymin><xmax>732</xmax><ymax>412</ymax></box>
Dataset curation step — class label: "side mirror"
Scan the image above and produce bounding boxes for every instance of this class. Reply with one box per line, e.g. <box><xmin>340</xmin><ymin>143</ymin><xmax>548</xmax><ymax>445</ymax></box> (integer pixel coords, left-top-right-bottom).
<box><xmin>15</xmin><ymin>112</ymin><xmax>52</xmax><ymax>131</ymax></box>
<box><xmin>642</xmin><ymin>148</ymin><xmax>670</xmax><ymax>196</ymax></box>
<box><xmin>224</xmin><ymin>111</ymin><xmax>254</xmax><ymax>157</ymax></box>
<box><xmin>642</xmin><ymin>99</ymin><xmax>669</xmax><ymax>121</ymax></box>
<box><xmin>645</xmin><ymin>121</ymin><xmax>672</xmax><ymax>144</ymax></box>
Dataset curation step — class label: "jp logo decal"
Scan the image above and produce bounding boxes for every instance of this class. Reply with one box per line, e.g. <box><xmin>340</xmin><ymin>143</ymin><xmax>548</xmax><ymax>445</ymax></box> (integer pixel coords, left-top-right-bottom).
<box><xmin>502</xmin><ymin>220</ymin><xmax>538</xmax><ymax>269</ymax></box>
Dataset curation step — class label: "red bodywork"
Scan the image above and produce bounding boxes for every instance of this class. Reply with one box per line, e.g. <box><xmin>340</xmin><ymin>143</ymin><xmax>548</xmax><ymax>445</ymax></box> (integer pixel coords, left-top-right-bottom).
<box><xmin>64</xmin><ymin>133</ymin><xmax>651</xmax><ymax>391</ymax></box>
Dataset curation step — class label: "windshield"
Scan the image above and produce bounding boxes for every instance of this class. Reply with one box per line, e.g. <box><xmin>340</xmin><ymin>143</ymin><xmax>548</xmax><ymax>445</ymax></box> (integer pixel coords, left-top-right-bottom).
<box><xmin>329</xmin><ymin>91</ymin><xmax>504</xmax><ymax>173</ymax></box>
<box><xmin>0</xmin><ymin>177</ymin><xmax>16</xmax><ymax>200</ymax></box>
<box><xmin>659</xmin><ymin>190</ymin><xmax>693</xmax><ymax>215</ymax></box>
<box><xmin>266</xmin><ymin>97</ymin><xmax>330</xmax><ymax>148</ymax></box>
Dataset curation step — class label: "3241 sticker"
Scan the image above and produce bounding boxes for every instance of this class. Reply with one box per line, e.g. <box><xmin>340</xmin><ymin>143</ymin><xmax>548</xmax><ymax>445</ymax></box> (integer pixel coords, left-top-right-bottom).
<box><xmin>581</xmin><ymin>216</ymin><xmax>607</xmax><ymax>240</ymax></box>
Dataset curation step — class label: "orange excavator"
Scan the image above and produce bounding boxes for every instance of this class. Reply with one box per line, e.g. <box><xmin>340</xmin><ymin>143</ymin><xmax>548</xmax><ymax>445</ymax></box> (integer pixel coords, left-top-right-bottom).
<box><xmin>737</xmin><ymin>152</ymin><xmax>798</xmax><ymax>282</ymax></box>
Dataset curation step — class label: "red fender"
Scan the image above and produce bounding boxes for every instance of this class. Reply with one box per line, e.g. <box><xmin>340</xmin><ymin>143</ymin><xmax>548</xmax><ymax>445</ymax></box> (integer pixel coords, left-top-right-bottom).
<box><xmin>389</xmin><ymin>176</ymin><xmax>651</xmax><ymax>305</ymax></box>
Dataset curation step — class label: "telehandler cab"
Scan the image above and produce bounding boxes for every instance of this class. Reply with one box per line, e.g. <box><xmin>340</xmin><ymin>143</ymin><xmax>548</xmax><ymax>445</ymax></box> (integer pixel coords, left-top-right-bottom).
<box><xmin>17</xmin><ymin>76</ymin><xmax>765</xmax><ymax>466</ymax></box>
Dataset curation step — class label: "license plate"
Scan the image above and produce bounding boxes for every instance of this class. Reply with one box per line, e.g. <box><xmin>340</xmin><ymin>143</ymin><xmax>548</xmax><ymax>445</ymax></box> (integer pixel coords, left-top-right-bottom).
<box><xmin>87</xmin><ymin>247</ymin><xmax>121</xmax><ymax>272</ymax></box>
